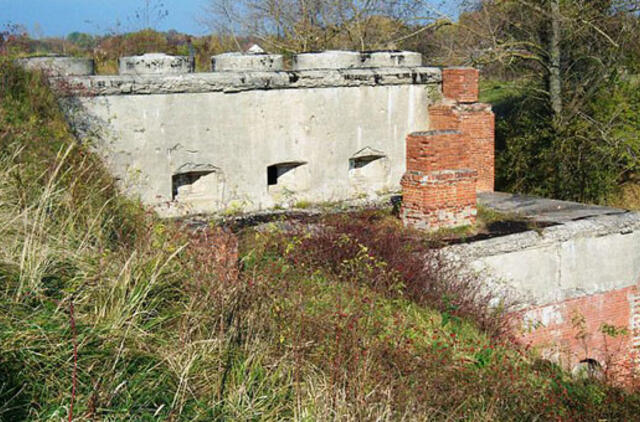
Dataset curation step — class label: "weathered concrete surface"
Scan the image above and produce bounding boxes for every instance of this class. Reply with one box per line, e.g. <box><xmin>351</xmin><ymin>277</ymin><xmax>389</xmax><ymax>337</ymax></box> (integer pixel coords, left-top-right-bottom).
<box><xmin>119</xmin><ymin>53</ymin><xmax>193</xmax><ymax>75</ymax></box>
<box><xmin>451</xmin><ymin>192</ymin><xmax>640</xmax><ymax>307</ymax></box>
<box><xmin>360</xmin><ymin>51</ymin><xmax>422</xmax><ymax>68</ymax></box>
<box><xmin>65</xmin><ymin>69</ymin><xmax>439</xmax><ymax>215</ymax></box>
<box><xmin>16</xmin><ymin>56</ymin><xmax>94</xmax><ymax>76</ymax></box>
<box><xmin>57</xmin><ymin>67</ymin><xmax>441</xmax><ymax>96</ymax></box>
<box><xmin>478</xmin><ymin>191</ymin><xmax>624</xmax><ymax>223</ymax></box>
<box><xmin>292</xmin><ymin>51</ymin><xmax>361</xmax><ymax>70</ymax></box>
<box><xmin>212</xmin><ymin>52</ymin><xmax>284</xmax><ymax>72</ymax></box>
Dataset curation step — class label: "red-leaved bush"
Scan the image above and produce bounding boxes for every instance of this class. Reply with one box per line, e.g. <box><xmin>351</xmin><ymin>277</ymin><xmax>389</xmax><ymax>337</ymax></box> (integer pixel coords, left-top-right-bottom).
<box><xmin>269</xmin><ymin>211</ymin><xmax>514</xmax><ymax>338</ymax></box>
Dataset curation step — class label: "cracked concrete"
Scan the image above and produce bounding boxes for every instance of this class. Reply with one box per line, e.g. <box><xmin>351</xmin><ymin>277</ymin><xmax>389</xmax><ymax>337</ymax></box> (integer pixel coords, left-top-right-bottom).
<box><xmin>53</xmin><ymin>67</ymin><xmax>442</xmax><ymax>96</ymax></box>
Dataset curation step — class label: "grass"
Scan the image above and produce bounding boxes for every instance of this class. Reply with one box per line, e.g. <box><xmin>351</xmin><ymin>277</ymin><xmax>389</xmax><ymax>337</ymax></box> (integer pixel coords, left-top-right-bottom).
<box><xmin>609</xmin><ymin>182</ymin><xmax>640</xmax><ymax>210</ymax></box>
<box><xmin>2</xmin><ymin>57</ymin><xmax>640</xmax><ymax>420</ymax></box>
<box><xmin>479</xmin><ymin>79</ymin><xmax>526</xmax><ymax>107</ymax></box>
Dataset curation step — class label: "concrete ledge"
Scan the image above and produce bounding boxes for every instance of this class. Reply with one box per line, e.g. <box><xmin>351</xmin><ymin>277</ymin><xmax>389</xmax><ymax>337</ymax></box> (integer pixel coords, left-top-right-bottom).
<box><xmin>54</xmin><ymin>66</ymin><xmax>442</xmax><ymax>96</ymax></box>
<box><xmin>16</xmin><ymin>56</ymin><xmax>95</xmax><ymax>76</ymax></box>
<box><xmin>478</xmin><ymin>191</ymin><xmax>624</xmax><ymax>223</ymax></box>
<box><xmin>450</xmin><ymin>211</ymin><xmax>640</xmax><ymax>259</ymax></box>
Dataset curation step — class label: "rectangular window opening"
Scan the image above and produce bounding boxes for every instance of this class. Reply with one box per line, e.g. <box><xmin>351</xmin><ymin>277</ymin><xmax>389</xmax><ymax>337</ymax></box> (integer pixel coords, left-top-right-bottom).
<box><xmin>350</xmin><ymin>155</ymin><xmax>384</xmax><ymax>170</ymax></box>
<box><xmin>267</xmin><ymin>162</ymin><xmax>306</xmax><ymax>187</ymax></box>
<box><xmin>172</xmin><ymin>171</ymin><xmax>213</xmax><ymax>199</ymax></box>
<box><xmin>267</xmin><ymin>165</ymin><xmax>278</xmax><ymax>186</ymax></box>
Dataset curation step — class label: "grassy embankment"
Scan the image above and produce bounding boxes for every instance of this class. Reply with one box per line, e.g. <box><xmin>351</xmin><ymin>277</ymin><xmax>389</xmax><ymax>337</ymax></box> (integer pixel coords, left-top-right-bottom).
<box><xmin>1</xmin><ymin>59</ymin><xmax>640</xmax><ymax>420</ymax></box>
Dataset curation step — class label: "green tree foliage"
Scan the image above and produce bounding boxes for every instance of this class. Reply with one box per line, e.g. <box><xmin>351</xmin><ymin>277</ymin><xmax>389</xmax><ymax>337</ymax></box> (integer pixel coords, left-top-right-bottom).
<box><xmin>447</xmin><ymin>0</ymin><xmax>640</xmax><ymax>202</ymax></box>
<box><xmin>66</xmin><ymin>32</ymin><xmax>97</xmax><ymax>49</ymax></box>
<box><xmin>497</xmin><ymin>78</ymin><xmax>640</xmax><ymax>202</ymax></box>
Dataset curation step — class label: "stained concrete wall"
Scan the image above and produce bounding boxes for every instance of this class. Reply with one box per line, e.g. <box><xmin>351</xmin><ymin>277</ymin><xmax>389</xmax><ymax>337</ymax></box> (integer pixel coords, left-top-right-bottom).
<box><xmin>62</xmin><ymin>67</ymin><xmax>440</xmax><ymax>215</ymax></box>
<box><xmin>451</xmin><ymin>197</ymin><xmax>640</xmax><ymax>307</ymax></box>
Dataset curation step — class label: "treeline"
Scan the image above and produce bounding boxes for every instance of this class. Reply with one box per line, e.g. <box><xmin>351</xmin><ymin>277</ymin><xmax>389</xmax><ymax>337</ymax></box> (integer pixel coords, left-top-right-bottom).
<box><xmin>0</xmin><ymin>25</ymin><xmax>250</xmax><ymax>73</ymax></box>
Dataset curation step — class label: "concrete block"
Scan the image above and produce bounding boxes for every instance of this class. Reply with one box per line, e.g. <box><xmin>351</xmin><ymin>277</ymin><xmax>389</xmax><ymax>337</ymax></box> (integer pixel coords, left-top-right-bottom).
<box><xmin>16</xmin><ymin>56</ymin><xmax>94</xmax><ymax>76</ymax></box>
<box><xmin>212</xmin><ymin>52</ymin><xmax>284</xmax><ymax>72</ymax></box>
<box><xmin>292</xmin><ymin>51</ymin><xmax>361</xmax><ymax>70</ymax></box>
<box><xmin>119</xmin><ymin>53</ymin><xmax>194</xmax><ymax>75</ymax></box>
<box><xmin>360</xmin><ymin>51</ymin><xmax>422</xmax><ymax>68</ymax></box>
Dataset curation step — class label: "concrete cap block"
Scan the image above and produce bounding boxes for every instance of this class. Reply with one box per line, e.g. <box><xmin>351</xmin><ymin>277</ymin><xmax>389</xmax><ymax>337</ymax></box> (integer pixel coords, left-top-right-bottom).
<box><xmin>212</xmin><ymin>52</ymin><xmax>284</xmax><ymax>72</ymax></box>
<box><xmin>16</xmin><ymin>56</ymin><xmax>95</xmax><ymax>76</ymax></box>
<box><xmin>360</xmin><ymin>50</ymin><xmax>422</xmax><ymax>68</ymax></box>
<box><xmin>292</xmin><ymin>50</ymin><xmax>361</xmax><ymax>70</ymax></box>
<box><xmin>119</xmin><ymin>53</ymin><xmax>194</xmax><ymax>75</ymax></box>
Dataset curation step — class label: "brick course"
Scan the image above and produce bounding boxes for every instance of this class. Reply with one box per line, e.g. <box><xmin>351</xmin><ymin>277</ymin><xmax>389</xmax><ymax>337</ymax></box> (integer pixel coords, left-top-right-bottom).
<box><xmin>406</xmin><ymin>129</ymin><xmax>472</xmax><ymax>173</ymax></box>
<box><xmin>442</xmin><ymin>67</ymin><xmax>479</xmax><ymax>103</ymax></box>
<box><xmin>429</xmin><ymin>103</ymin><xmax>495</xmax><ymax>192</ymax></box>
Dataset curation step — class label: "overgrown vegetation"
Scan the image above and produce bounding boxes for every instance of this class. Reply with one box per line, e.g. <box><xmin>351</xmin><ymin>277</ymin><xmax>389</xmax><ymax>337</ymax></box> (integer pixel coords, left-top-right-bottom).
<box><xmin>2</xmin><ymin>60</ymin><xmax>640</xmax><ymax>420</ymax></box>
<box><xmin>459</xmin><ymin>1</ymin><xmax>640</xmax><ymax>205</ymax></box>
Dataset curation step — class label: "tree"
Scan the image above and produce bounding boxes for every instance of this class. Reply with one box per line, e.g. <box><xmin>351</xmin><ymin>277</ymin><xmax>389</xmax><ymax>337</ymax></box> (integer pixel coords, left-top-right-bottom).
<box><xmin>452</xmin><ymin>0</ymin><xmax>640</xmax><ymax>202</ymax></box>
<box><xmin>129</xmin><ymin>0</ymin><xmax>169</xmax><ymax>31</ymax></box>
<box><xmin>202</xmin><ymin>0</ymin><xmax>455</xmax><ymax>52</ymax></box>
<box><xmin>67</xmin><ymin>32</ymin><xmax>96</xmax><ymax>49</ymax></box>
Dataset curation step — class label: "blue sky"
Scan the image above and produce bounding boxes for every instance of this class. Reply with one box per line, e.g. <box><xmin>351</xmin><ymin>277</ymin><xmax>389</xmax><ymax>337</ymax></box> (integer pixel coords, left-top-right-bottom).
<box><xmin>1</xmin><ymin>0</ymin><xmax>208</xmax><ymax>37</ymax></box>
<box><xmin>2</xmin><ymin>0</ymin><xmax>462</xmax><ymax>38</ymax></box>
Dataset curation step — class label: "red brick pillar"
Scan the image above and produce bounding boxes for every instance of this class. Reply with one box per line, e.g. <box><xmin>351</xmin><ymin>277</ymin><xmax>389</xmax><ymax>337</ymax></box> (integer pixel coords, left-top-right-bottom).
<box><xmin>401</xmin><ymin>130</ymin><xmax>477</xmax><ymax>231</ymax></box>
<box><xmin>429</xmin><ymin>67</ymin><xmax>495</xmax><ymax>192</ymax></box>
<box><xmin>442</xmin><ymin>67</ymin><xmax>479</xmax><ymax>103</ymax></box>
<box><xmin>429</xmin><ymin>103</ymin><xmax>495</xmax><ymax>192</ymax></box>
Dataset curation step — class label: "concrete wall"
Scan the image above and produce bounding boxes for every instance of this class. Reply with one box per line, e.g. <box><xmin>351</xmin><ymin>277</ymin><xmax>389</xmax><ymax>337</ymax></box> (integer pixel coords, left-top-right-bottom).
<box><xmin>70</xmin><ymin>81</ymin><xmax>435</xmax><ymax>215</ymax></box>
<box><xmin>455</xmin><ymin>213</ymin><xmax>640</xmax><ymax>306</ymax></box>
<box><xmin>50</xmin><ymin>56</ymin><xmax>441</xmax><ymax>216</ymax></box>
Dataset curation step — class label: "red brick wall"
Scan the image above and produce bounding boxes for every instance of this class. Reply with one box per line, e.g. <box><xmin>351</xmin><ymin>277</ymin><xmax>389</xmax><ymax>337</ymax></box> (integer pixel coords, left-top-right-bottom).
<box><xmin>406</xmin><ymin>130</ymin><xmax>471</xmax><ymax>173</ymax></box>
<box><xmin>401</xmin><ymin>130</ymin><xmax>477</xmax><ymax>230</ymax></box>
<box><xmin>516</xmin><ymin>285</ymin><xmax>640</xmax><ymax>380</ymax></box>
<box><xmin>442</xmin><ymin>68</ymin><xmax>479</xmax><ymax>103</ymax></box>
<box><xmin>429</xmin><ymin>104</ymin><xmax>495</xmax><ymax>192</ymax></box>
<box><xmin>401</xmin><ymin>169</ymin><xmax>477</xmax><ymax>230</ymax></box>
<box><xmin>459</xmin><ymin>109</ymin><xmax>494</xmax><ymax>192</ymax></box>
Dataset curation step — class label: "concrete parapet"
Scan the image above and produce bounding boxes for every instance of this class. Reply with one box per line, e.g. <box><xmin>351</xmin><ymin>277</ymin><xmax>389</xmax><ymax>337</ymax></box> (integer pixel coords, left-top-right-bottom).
<box><xmin>16</xmin><ymin>56</ymin><xmax>95</xmax><ymax>76</ymax></box>
<box><xmin>292</xmin><ymin>50</ymin><xmax>361</xmax><ymax>70</ymax></box>
<box><xmin>212</xmin><ymin>52</ymin><xmax>284</xmax><ymax>72</ymax></box>
<box><xmin>360</xmin><ymin>51</ymin><xmax>422</xmax><ymax>68</ymax></box>
<box><xmin>55</xmin><ymin>67</ymin><xmax>442</xmax><ymax>96</ymax></box>
<box><xmin>119</xmin><ymin>53</ymin><xmax>194</xmax><ymax>75</ymax></box>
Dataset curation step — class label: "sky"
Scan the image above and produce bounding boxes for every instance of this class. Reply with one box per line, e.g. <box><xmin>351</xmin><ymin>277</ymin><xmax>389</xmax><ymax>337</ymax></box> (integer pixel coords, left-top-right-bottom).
<box><xmin>2</xmin><ymin>0</ymin><xmax>462</xmax><ymax>38</ymax></box>
<box><xmin>1</xmin><ymin>0</ymin><xmax>208</xmax><ymax>37</ymax></box>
